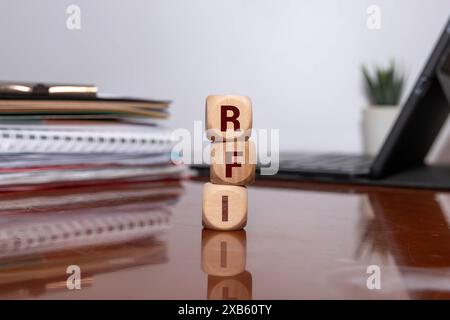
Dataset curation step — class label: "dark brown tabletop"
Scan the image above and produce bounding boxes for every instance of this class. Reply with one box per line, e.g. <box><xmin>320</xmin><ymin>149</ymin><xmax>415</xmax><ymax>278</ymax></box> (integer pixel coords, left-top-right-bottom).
<box><xmin>2</xmin><ymin>177</ymin><xmax>450</xmax><ymax>299</ymax></box>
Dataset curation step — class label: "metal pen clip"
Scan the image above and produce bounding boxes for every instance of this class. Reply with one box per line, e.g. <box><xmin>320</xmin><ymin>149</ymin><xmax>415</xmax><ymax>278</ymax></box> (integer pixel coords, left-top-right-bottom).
<box><xmin>0</xmin><ymin>82</ymin><xmax>97</xmax><ymax>98</ymax></box>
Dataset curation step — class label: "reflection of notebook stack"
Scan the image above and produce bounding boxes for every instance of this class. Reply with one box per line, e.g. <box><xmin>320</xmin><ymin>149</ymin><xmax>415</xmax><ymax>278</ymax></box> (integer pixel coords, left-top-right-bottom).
<box><xmin>0</xmin><ymin>82</ymin><xmax>187</xmax><ymax>189</ymax></box>
<box><xmin>0</xmin><ymin>181</ymin><xmax>182</xmax><ymax>298</ymax></box>
<box><xmin>0</xmin><ymin>181</ymin><xmax>182</xmax><ymax>258</ymax></box>
<box><xmin>0</xmin><ymin>237</ymin><xmax>167</xmax><ymax>298</ymax></box>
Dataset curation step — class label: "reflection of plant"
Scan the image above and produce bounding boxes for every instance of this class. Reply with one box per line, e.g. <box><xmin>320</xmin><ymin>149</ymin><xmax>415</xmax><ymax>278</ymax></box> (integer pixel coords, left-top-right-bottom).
<box><xmin>362</xmin><ymin>61</ymin><xmax>404</xmax><ymax>106</ymax></box>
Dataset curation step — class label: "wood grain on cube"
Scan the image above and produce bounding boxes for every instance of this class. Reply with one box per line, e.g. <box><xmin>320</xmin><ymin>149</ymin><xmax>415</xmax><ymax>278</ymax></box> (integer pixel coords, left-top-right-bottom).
<box><xmin>210</xmin><ymin>140</ymin><xmax>256</xmax><ymax>186</ymax></box>
<box><xmin>201</xmin><ymin>229</ymin><xmax>247</xmax><ymax>276</ymax></box>
<box><xmin>207</xmin><ymin>271</ymin><xmax>252</xmax><ymax>300</ymax></box>
<box><xmin>202</xmin><ymin>183</ymin><xmax>247</xmax><ymax>230</ymax></box>
<box><xmin>205</xmin><ymin>95</ymin><xmax>252</xmax><ymax>142</ymax></box>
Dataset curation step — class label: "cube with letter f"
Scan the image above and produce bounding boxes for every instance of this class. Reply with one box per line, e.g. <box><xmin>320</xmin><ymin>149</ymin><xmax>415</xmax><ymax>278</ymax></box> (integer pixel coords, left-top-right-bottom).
<box><xmin>206</xmin><ymin>95</ymin><xmax>252</xmax><ymax>142</ymax></box>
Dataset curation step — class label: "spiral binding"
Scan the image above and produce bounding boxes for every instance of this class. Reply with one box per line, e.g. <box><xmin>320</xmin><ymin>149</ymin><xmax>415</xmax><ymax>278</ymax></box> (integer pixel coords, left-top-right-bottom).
<box><xmin>0</xmin><ymin>126</ymin><xmax>173</xmax><ymax>153</ymax></box>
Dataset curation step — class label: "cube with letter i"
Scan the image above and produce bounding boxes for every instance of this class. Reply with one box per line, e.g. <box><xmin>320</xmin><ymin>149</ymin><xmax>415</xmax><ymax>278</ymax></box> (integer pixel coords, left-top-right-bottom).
<box><xmin>203</xmin><ymin>182</ymin><xmax>248</xmax><ymax>230</ymax></box>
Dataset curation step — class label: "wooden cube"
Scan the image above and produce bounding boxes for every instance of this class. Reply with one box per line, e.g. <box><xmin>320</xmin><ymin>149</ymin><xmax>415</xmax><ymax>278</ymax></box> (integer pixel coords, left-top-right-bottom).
<box><xmin>201</xmin><ymin>229</ymin><xmax>246</xmax><ymax>276</ymax></box>
<box><xmin>205</xmin><ymin>95</ymin><xmax>252</xmax><ymax>142</ymax></box>
<box><xmin>207</xmin><ymin>271</ymin><xmax>252</xmax><ymax>300</ymax></box>
<box><xmin>210</xmin><ymin>140</ymin><xmax>256</xmax><ymax>186</ymax></box>
<box><xmin>202</xmin><ymin>183</ymin><xmax>247</xmax><ymax>230</ymax></box>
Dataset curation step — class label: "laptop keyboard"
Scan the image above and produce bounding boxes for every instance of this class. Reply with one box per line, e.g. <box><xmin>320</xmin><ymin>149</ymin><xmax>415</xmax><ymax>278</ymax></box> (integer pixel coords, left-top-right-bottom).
<box><xmin>277</xmin><ymin>152</ymin><xmax>373</xmax><ymax>176</ymax></box>
<box><xmin>191</xmin><ymin>152</ymin><xmax>373</xmax><ymax>177</ymax></box>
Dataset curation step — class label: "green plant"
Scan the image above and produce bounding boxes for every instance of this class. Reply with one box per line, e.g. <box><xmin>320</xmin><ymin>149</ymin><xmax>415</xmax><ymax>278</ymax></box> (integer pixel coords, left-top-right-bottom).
<box><xmin>362</xmin><ymin>62</ymin><xmax>404</xmax><ymax>106</ymax></box>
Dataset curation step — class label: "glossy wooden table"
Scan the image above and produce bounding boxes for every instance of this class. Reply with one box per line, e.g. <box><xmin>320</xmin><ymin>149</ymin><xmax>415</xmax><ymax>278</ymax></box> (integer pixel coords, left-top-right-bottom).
<box><xmin>3</xmin><ymin>177</ymin><xmax>450</xmax><ymax>299</ymax></box>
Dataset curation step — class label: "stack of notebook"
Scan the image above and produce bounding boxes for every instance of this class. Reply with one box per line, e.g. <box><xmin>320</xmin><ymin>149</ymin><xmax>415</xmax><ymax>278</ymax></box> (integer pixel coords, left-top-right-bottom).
<box><xmin>0</xmin><ymin>83</ymin><xmax>185</xmax><ymax>297</ymax></box>
<box><xmin>0</xmin><ymin>82</ymin><xmax>186</xmax><ymax>190</ymax></box>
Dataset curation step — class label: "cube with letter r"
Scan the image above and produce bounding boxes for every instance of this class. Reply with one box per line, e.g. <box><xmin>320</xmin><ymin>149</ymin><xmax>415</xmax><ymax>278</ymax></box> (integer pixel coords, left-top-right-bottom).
<box><xmin>205</xmin><ymin>95</ymin><xmax>252</xmax><ymax>142</ymax></box>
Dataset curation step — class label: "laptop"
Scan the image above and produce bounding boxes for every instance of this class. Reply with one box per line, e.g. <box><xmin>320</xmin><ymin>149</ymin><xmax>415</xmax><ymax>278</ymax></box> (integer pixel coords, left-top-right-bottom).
<box><xmin>193</xmin><ymin>17</ymin><xmax>450</xmax><ymax>190</ymax></box>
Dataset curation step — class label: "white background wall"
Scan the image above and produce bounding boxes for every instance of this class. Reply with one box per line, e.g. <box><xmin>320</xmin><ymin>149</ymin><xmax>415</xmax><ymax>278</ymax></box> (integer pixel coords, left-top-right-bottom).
<box><xmin>1</xmin><ymin>0</ymin><xmax>449</xmax><ymax>154</ymax></box>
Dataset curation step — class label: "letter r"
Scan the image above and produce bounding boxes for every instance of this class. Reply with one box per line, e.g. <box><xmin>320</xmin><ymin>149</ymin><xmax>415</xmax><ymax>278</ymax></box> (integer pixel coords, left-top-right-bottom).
<box><xmin>221</xmin><ymin>105</ymin><xmax>240</xmax><ymax>132</ymax></box>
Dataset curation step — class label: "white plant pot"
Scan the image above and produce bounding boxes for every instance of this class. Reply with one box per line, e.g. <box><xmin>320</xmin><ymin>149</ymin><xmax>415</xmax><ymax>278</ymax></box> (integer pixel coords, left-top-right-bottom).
<box><xmin>362</xmin><ymin>105</ymin><xmax>400</xmax><ymax>156</ymax></box>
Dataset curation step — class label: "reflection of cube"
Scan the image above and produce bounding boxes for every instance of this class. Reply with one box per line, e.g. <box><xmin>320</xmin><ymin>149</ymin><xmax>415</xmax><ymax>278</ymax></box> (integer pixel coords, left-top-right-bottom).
<box><xmin>210</xmin><ymin>141</ymin><xmax>256</xmax><ymax>186</ymax></box>
<box><xmin>207</xmin><ymin>271</ymin><xmax>252</xmax><ymax>300</ymax></box>
<box><xmin>202</xmin><ymin>183</ymin><xmax>247</xmax><ymax>231</ymax></box>
<box><xmin>205</xmin><ymin>95</ymin><xmax>252</xmax><ymax>142</ymax></box>
<box><xmin>201</xmin><ymin>229</ymin><xmax>246</xmax><ymax>276</ymax></box>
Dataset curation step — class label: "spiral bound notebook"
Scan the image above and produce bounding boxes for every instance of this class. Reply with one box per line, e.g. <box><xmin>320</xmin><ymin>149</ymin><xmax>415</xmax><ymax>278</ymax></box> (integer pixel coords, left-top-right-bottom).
<box><xmin>0</xmin><ymin>124</ymin><xmax>173</xmax><ymax>153</ymax></box>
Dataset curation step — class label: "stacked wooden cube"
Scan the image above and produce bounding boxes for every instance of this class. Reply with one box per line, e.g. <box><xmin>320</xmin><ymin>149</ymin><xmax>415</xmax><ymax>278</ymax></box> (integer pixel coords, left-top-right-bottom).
<box><xmin>203</xmin><ymin>95</ymin><xmax>255</xmax><ymax>231</ymax></box>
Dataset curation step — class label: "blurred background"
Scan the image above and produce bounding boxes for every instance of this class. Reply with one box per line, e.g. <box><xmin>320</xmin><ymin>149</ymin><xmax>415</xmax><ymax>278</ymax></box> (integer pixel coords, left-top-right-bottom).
<box><xmin>1</xmin><ymin>0</ymin><xmax>449</xmax><ymax>156</ymax></box>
